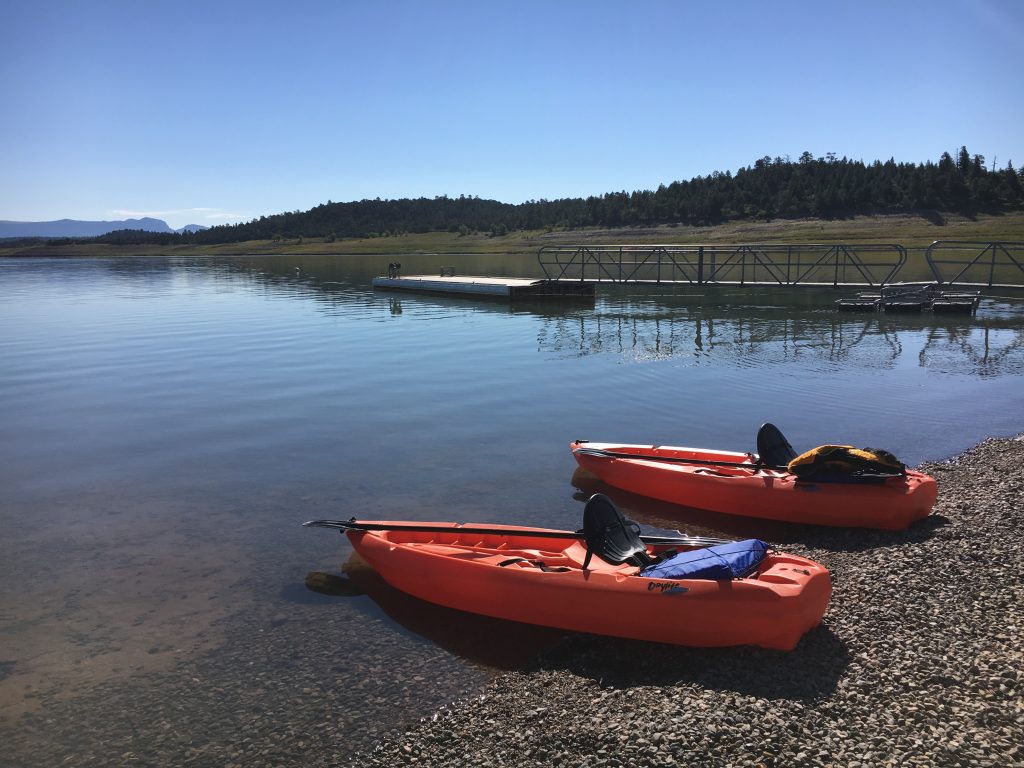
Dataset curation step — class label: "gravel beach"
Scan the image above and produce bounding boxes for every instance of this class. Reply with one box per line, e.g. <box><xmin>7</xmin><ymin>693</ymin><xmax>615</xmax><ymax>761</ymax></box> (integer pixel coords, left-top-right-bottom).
<box><xmin>346</xmin><ymin>435</ymin><xmax>1024</xmax><ymax>768</ymax></box>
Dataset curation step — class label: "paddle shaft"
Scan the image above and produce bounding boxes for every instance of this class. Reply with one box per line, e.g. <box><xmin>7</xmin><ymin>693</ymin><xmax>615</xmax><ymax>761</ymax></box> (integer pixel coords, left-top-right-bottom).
<box><xmin>303</xmin><ymin>519</ymin><xmax>734</xmax><ymax>548</ymax></box>
<box><xmin>573</xmin><ymin>446</ymin><xmax>786</xmax><ymax>472</ymax></box>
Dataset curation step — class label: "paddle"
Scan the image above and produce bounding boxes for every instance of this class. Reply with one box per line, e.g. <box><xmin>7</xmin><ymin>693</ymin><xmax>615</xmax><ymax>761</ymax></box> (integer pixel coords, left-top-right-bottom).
<box><xmin>573</xmin><ymin>423</ymin><xmax>801</xmax><ymax>472</ymax></box>
<box><xmin>303</xmin><ymin>518</ymin><xmax>736</xmax><ymax>549</ymax></box>
<box><xmin>572</xmin><ymin>446</ymin><xmax>787</xmax><ymax>472</ymax></box>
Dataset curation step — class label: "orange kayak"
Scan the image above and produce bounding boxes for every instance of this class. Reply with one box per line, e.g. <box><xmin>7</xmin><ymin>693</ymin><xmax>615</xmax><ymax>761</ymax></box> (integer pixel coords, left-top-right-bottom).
<box><xmin>570</xmin><ymin>439</ymin><xmax>938</xmax><ymax>530</ymax></box>
<box><xmin>306</xmin><ymin>505</ymin><xmax>831</xmax><ymax>651</ymax></box>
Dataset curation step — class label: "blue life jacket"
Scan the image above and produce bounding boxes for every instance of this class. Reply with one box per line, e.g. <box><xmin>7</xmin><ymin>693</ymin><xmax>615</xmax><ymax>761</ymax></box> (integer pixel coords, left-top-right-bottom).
<box><xmin>640</xmin><ymin>539</ymin><xmax>768</xmax><ymax>580</ymax></box>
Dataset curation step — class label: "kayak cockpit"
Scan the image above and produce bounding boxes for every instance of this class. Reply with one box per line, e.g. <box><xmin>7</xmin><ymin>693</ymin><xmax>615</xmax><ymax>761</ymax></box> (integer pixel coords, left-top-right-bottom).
<box><xmin>367</xmin><ymin>495</ymin><xmax>773</xmax><ymax>581</ymax></box>
<box><xmin>384</xmin><ymin>535</ymin><xmax>639</xmax><ymax>575</ymax></box>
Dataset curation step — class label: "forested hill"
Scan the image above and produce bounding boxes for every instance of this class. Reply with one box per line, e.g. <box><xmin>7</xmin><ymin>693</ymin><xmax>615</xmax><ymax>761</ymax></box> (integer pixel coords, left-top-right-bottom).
<box><xmin>99</xmin><ymin>147</ymin><xmax>1023</xmax><ymax>245</ymax></box>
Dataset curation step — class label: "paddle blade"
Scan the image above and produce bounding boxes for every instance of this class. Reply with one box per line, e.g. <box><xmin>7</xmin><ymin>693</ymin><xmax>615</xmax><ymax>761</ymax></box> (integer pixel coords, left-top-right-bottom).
<box><xmin>303</xmin><ymin>520</ymin><xmax>357</xmax><ymax>531</ymax></box>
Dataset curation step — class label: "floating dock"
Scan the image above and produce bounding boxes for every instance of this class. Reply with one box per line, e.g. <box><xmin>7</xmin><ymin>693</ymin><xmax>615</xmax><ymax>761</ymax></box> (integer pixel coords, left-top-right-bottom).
<box><xmin>836</xmin><ymin>282</ymin><xmax>981</xmax><ymax>314</ymax></box>
<box><xmin>372</xmin><ymin>274</ymin><xmax>595</xmax><ymax>300</ymax></box>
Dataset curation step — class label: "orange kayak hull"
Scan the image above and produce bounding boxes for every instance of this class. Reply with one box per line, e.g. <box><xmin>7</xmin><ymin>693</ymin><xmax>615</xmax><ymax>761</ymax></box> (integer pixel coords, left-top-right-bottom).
<box><xmin>347</xmin><ymin>521</ymin><xmax>831</xmax><ymax>651</ymax></box>
<box><xmin>571</xmin><ymin>441</ymin><xmax>938</xmax><ymax>530</ymax></box>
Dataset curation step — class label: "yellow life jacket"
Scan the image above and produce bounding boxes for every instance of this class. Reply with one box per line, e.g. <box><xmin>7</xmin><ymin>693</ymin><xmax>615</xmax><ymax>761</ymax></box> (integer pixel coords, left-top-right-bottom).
<box><xmin>787</xmin><ymin>445</ymin><xmax>906</xmax><ymax>478</ymax></box>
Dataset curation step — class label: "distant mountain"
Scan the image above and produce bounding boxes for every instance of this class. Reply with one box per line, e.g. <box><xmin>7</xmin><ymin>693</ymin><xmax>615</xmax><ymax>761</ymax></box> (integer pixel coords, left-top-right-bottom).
<box><xmin>0</xmin><ymin>217</ymin><xmax>208</xmax><ymax>238</ymax></box>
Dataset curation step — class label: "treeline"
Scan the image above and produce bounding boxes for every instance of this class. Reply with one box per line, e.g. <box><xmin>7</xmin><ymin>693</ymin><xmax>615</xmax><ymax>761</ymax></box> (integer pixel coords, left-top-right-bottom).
<box><xmin>92</xmin><ymin>146</ymin><xmax>1023</xmax><ymax>245</ymax></box>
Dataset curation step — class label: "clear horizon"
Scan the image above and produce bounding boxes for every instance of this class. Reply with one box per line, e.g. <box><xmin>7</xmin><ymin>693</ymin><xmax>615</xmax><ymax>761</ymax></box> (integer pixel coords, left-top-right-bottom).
<box><xmin>4</xmin><ymin>0</ymin><xmax>1023</xmax><ymax>230</ymax></box>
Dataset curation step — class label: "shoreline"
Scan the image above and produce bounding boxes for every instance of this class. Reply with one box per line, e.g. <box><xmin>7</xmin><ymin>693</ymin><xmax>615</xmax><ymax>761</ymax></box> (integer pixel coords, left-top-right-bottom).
<box><xmin>3</xmin><ymin>211</ymin><xmax>1024</xmax><ymax>260</ymax></box>
<box><xmin>1</xmin><ymin>434</ymin><xmax>1020</xmax><ymax>767</ymax></box>
<box><xmin>342</xmin><ymin>434</ymin><xmax>1024</xmax><ymax>767</ymax></box>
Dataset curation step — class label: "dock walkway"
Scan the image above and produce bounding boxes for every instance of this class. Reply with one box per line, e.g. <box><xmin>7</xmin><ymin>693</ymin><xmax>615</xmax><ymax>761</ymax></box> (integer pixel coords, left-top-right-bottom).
<box><xmin>371</xmin><ymin>274</ymin><xmax>594</xmax><ymax>300</ymax></box>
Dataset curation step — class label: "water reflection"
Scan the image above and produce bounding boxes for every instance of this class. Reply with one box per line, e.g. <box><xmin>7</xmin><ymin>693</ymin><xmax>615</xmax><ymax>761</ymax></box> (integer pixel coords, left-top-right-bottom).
<box><xmin>38</xmin><ymin>256</ymin><xmax>1020</xmax><ymax>379</ymax></box>
<box><xmin>536</xmin><ymin>308</ymin><xmax>1024</xmax><ymax>375</ymax></box>
<box><xmin>919</xmin><ymin>323</ymin><xmax>1024</xmax><ymax>377</ymax></box>
<box><xmin>198</xmin><ymin>254</ymin><xmax>1024</xmax><ymax>377</ymax></box>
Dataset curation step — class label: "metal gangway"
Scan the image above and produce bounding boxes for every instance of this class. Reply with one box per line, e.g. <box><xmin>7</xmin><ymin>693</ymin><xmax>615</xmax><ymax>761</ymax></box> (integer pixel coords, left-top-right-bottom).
<box><xmin>537</xmin><ymin>243</ymin><xmax>906</xmax><ymax>287</ymax></box>
<box><xmin>924</xmin><ymin>241</ymin><xmax>1024</xmax><ymax>288</ymax></box>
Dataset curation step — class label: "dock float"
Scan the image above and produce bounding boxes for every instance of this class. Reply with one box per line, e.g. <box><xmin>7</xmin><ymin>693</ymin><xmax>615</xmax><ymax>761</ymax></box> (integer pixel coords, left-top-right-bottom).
<box><xmin>836</xmin><ymin>282</ymin><xmax>981</xmax><ymax>314</ymax></box>
<box><xmin>371</xmin><ymin>274</ymin><xmax>595</xmax><ymax>300</ymax></box>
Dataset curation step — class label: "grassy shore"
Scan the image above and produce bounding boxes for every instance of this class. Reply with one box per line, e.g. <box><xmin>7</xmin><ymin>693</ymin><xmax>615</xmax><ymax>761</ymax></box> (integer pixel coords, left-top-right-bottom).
<box><xmin>4</xmin><ymin>212</ymin><xmax>1024</xmax><ymax>285</ymax></box>
<box><xmin>3</xmin><ymin>212</ymin><xmax>1024</xmax><ymax>260</ymax></box>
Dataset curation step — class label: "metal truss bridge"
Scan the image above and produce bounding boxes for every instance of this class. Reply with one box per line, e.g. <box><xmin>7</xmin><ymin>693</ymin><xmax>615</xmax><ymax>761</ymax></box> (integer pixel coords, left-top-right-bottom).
<box><xmin>537</xmin><ymin>242</ymin><xmax>1024</xmax><ymax>289</ymax></box>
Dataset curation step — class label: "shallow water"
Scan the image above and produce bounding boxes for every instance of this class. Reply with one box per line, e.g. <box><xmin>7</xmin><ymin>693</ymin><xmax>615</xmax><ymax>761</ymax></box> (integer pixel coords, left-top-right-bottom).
<box><xmin>1</xmin><ymin>254</ymin><xmax>1022</xmax><ymax>763</ymax></box>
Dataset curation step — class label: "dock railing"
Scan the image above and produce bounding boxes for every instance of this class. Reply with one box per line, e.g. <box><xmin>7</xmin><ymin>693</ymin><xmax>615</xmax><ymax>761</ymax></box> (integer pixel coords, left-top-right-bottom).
<box><xmin>538</xmin><ymin>244</ymin><xmax>906</xmax><ymax>287</ymax></box>
<box><xmin>924</xmin><ymin>241</ymin><xmax>1024</xmax><ymax>288</ymax></box>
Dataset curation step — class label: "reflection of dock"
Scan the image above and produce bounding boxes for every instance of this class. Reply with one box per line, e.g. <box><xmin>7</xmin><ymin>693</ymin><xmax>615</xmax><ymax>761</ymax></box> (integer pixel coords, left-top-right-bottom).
<box><xmin>534</xmin><ymin>306</ymin><xmax>1023</xmax><ymax>376</ymax></box>
<box><xmin>372</xmin><ymin>274</ymin><xmax>595</xmax><ymax>300</ymax></box>
<box><xmin>836</xmin><ymin>283</ymin><xmax>981</xmax><ymax>314</ymax></box>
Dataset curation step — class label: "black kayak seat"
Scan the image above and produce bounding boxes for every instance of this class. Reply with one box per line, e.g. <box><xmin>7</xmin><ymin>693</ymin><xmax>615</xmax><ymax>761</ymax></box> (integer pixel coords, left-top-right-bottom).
<box><xmin>581</xmin><ymin>494</ymin><xmax>654</xmax><ymax>570</ymax></box>
<box><xmin>756</xmin><ymin>422</ymin><xmax>797</xmax><ymax>468</ymax></box>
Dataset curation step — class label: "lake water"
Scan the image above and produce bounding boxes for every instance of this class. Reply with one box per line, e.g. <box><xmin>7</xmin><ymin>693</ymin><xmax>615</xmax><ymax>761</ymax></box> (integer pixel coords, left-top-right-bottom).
<box><xmin>1</xmin><ymin>254</ymin><xmax>1022</xmax><ymax>764</ymax></box>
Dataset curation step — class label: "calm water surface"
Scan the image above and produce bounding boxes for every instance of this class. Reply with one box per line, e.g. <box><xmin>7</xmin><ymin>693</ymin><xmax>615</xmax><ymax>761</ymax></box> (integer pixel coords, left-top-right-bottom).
<box><xmin>1</xmin><ymin>255</ymin><xmax>1022</xmax><ymax>763</ymax></box>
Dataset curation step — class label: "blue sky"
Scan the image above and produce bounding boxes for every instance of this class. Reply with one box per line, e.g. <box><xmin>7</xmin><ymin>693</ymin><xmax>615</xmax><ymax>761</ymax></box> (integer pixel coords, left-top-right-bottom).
<box><xmin>3</xmin><ymin>0</ymin><xmax>1022</xmax><ymax>229</ymax></box>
